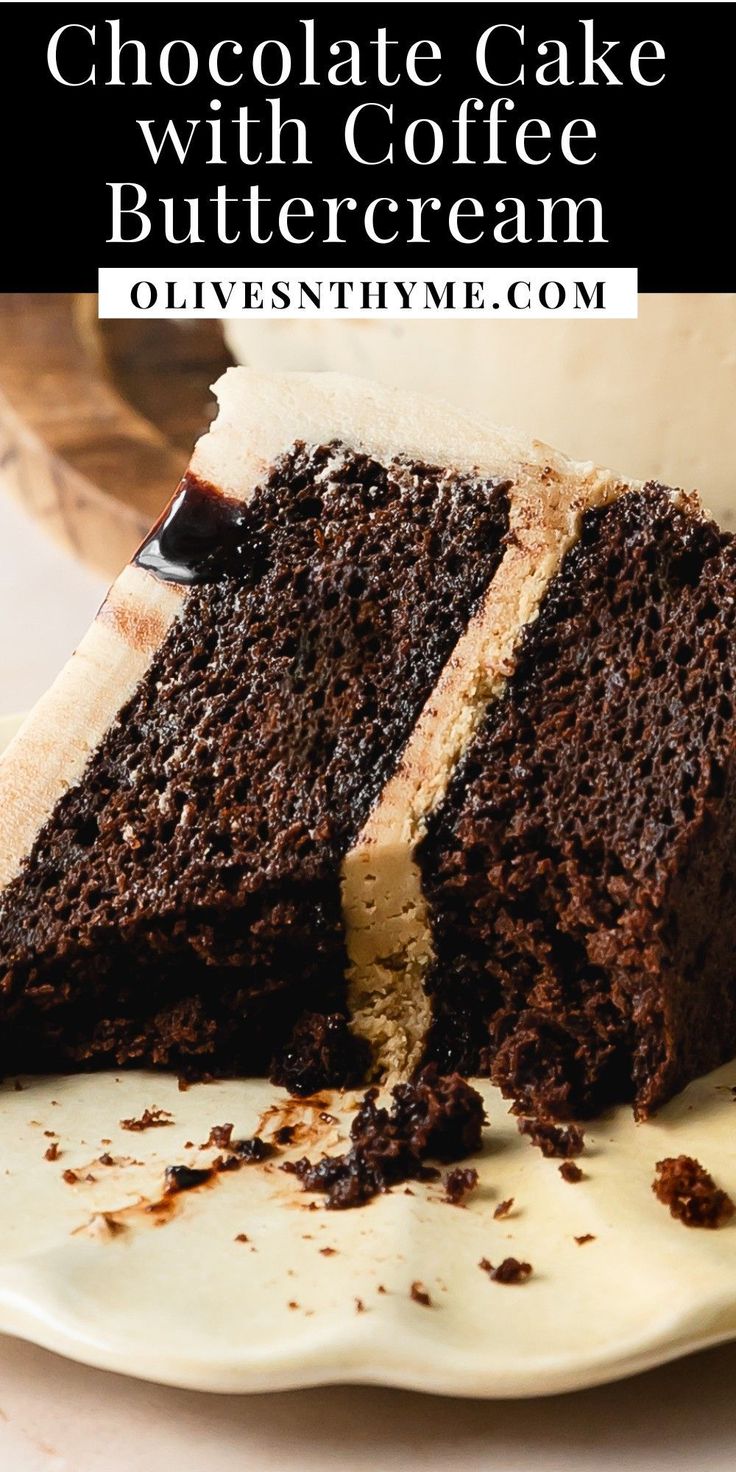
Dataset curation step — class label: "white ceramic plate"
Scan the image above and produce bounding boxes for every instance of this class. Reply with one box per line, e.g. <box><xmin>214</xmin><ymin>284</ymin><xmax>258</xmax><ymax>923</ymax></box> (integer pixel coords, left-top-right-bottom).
<box><xmin>1</xmin><ymin>711</ymin><xmax>736</xmax><ymax>1398</ymax></box>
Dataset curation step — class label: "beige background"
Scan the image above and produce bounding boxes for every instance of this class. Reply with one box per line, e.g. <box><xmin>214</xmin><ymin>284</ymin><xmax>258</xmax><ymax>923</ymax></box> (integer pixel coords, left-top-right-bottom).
<box><xmin>227</xmin><ymin>296</ymin><xmax>736</xmax><ymax>525</ymax></box>
<box><xmin>2</xmin><ymin>1331</ymin><xmax>736</xmax><ymax>1472</ymax></box>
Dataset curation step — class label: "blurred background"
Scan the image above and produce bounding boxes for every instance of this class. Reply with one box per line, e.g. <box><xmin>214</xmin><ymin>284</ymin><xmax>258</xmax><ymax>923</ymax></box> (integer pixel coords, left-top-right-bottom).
<box><xmin>1</xmin><ymin>292</ymin><xmax>734</xmax><ymax>710</ymax></box>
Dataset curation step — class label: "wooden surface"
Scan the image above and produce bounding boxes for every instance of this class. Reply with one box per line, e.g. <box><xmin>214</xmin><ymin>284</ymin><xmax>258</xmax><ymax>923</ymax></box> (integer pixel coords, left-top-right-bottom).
<box><xmin>0</xmin><ymin>295</ymin><xmax>231</xmax><ymax>578</ymax></box>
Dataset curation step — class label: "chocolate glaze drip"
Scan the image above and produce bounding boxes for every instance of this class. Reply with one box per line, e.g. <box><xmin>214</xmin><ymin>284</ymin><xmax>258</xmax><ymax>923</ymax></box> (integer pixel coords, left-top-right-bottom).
<box><xmin>135</xmin><ymin>475</ymin><xmax>251</xmax><ymax>585</ymax></box>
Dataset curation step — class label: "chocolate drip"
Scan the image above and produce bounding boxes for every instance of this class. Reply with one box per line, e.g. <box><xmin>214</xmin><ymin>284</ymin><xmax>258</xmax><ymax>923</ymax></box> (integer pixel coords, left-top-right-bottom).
<box><xmin>135</xmin><ymin>475</ymin><xmax>250</xmax><ymax>585</ymax></box>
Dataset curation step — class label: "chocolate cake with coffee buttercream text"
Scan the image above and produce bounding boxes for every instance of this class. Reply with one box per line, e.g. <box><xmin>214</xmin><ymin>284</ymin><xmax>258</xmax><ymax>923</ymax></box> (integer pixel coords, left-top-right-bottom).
<box><xmin>0</xmin><ymin>369</ymin><xmax>734</xmax><ymax>1119</ymax></box>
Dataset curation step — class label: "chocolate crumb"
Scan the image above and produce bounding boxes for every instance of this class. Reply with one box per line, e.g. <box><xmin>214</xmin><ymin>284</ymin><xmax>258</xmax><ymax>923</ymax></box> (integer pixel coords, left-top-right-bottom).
<box><xmin>493</xmin><ymin>1197</ymin><xmax>514</xmax><ymax>1219</ymax></box>
<box><xmin>120</xmin><ymin>1107</ymin><xmax>173</xmax><ymax>1133</ymax></box>
<box><xmin>319</xmin><ymin>1246</ymin><xmax>337</xmax><ymax>1256</ymax></box>
<box><xmin>355</xmin><ymin>1297</ymin><xmax>366</xmax><ymax>1313</ymax></box>
<box><xmin>377</xmin><ymin>1284</ymin><xmax>387</xmax><ymax>1294</ymax></box>
<box><xmin>201</xmin><ymin>1123</ymin><xmax>233</xmax><ymax>1150</ymax></box>
<box><xmin>164</xmin><ymin>1164</ymin><xmax>213</xmax><ymax>1194</ymax></box>
<box><xmin>410</xmin><ymin>1281</ymin><xmax>432</xmax><ymax>1307</ymax></box>
<box><xmin>652</xmin><ymin>1155</ymin><xmax>735</xmax><ymax>1228</ymax></box>
<box><xmin>44</xmin><ymin>1141</ymin><xmax>60</xmax><ymax>1162</ymax></box>
<box><xmin>288</xmin><ymin>1300</ymin><xmax>299</xmax><ymax>1311</ymax></box>
<box><xmin>444</xmin><ymin>1166</ymin><xmax>479</xmax><ymax>1205</ymax></box>
<box><xmin>270</xmin><ymin>1012</ymin><xmax>370</xmax><ymax>1097</ymax></box>
<box><xmin>479</xmin><ymin>1256</ymin><xmax>533</xmax><ymax>1284</ymax></box>
<box><xmin>62</xmin><ymin>1169</ymin><xmax>78</xmax><ymax>1184</ymax></box>
<box><xmin>43</xmin><ymin>1129</ymin><xmax>56</xmax><ymax>1138</ymax></box>
<box><xmin>274</xmin><ymin>1124</ymin><xmax>298</xmax><ymax>1146</ymax></box>
<box><xmin>559</xmin><ymin>1161</ymin><xmax>584</xmax><ymax>1183</ymax></box>
<box><xmin>518</xmin><ymin>1117</ymin><xmax>584</xmax><ymax>1158</ymax></box>
<box><xmin>234</xmin><ymin>1233</ymin><xmax>249</xmax><ymax>1243</ymax></box>
<box><xmin>281</xmin><ymin>1066</ymin><xmax>485</xmax><ymax>1210</ymax></box>
<box><xmin>574</xmin><ymin>1233</ymin><xmax>596</xmax><ymax>1245</ymax></box>
<box><xmin>98</xmin><ymin>1153</ymin><xmax>114</xmax><ymax>1166</ymax></box>
<box><xmin>229</xmin><ymin>1135</ymin><xmax>274</xmax><ymax>1164</ymax></box>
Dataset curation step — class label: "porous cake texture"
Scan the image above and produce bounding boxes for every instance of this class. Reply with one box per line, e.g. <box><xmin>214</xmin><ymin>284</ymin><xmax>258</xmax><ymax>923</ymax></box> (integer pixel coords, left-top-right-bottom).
<box><xmin>0</xmin><ymin>369</ymin><xmax>733</xmax><ymax>1119</ymax></box>
<box><xmin>420</xmin><ymin>488</ymin><xmax>736</xmax><ymax>1117</ymax></box>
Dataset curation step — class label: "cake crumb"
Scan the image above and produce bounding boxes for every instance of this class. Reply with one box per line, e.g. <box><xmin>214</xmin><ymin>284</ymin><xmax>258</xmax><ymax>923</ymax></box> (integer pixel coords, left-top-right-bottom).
<box><xmin>574</xmin><ymin>1233</ymin><xmax>595</xmax><ymax>1245</ymax></box>
<box><xmin>518</xmin><ymin>1117</ymin><xmax>584</xmax><ymax>1158</ymax></box>
<box><xmin>234</xmin><ymin>1233</ymin><xmax>249</xmax><ymax>1243</ymax></box>
<box><xmin>120</xmin><ymin>1107</ymin><xmax>173</xmax><ymax>1133</ymax></box>
<box><xmin>355</xmin><ymin>1297</ymin><xmax>366</xmax><ymax>1313</ymax></box>
<box><xmin>288</xmin><ymin>1301</ymin><xmax>299</xmax><ymax>1311</ymax></box>
<box><xmin>493</xmin><ymin>1197</ymin><xmax>514</xmax><ymax>1219</ymax></box>
<box><xmin>559</xmin><ymin>1161</ymin><xmax>584</xmax><ymax>1183</ymax></box>
<box><xmin>62</xmin><ymin>1169</ymin><xmax>78</xmax><ymax>1184</ymax></box>
<box><xmin>652</xmin><ymin>1156</ymin><xmax>734</xmax><ymax>1228</ymax></box>
<box><xmin>44</xmin><ymin>1141</ymin><xmax>60</xmax><ymax>1162</ymax></box>
<box><xmin>227</xmin><ymin>1135</ymin><xmax>274</xmax><ymax>1164</ymax></box>
<box><xmin>270</xmin><ymin>1012</ymin><xmax>371</xmax><ymax>1097</ymax></box>
<box><xmin>319</xmin><ymin>1246</ymin><xmax>337</xmax><ymax>1256</ymax></box>
<box><xmin>201</xmin><ymin>1123</ymin><xmax>233</xmax><ymax>1150</ymax></box>
<box><xmin>164</xmin><ymin>1164</ymin><xmax>213</xmax><ymax>1194</ymax></box>
<box><xmin>281</xmin><ymin>1066</ymin><xmax>485</xmax><ymax>1211</ymax></box>
<box><xmin>410</xmin><ymin>1281</ymin><xmax>432</xmax><ymax>1307</ymax></box>
<box><xmin>479</xmin><ymin>1256</ymin><xmax>533</xmax><ymax>1284</ymax></box>
<box><xmin>444</xmin><ymin>1166</ymin><xmax>479</xmax><ymax>1205</ymax></box>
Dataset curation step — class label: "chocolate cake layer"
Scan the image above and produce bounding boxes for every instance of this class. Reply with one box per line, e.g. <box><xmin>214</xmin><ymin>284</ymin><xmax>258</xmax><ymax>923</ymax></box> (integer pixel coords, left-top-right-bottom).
<box><xmin>419</xmin><ymin>486</ymin><xmax>736</xmax><ymax>1118</ymax></box>
<box><xmin>0</xmin><ymin>440</ymin><xmax>509</xmax><ymax>1075</ymax></box>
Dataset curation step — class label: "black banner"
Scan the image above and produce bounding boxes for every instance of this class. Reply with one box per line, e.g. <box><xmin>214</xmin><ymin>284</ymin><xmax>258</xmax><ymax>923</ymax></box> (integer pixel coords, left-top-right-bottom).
<box><xmin>2</xmin><ymin>2</ymin><xmax>732</xmax><ymax>290</ymax></box>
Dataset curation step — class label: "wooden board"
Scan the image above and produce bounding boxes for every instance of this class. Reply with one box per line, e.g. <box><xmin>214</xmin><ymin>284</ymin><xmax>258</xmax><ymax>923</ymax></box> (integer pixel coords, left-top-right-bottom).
<box><xmin>0</xmin><ymin>295</ymin><xmax>231</xmax><ymax>578</ymax></box>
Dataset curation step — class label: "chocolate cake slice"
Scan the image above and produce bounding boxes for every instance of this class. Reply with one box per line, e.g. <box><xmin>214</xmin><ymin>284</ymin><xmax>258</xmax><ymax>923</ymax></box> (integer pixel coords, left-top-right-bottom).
<box><xmin>1</xmin><ymin>367</ymin><xmax>734</xmax><ymax>1122</ymax></box>
<box><xmin>0</xmin><ymin>369</ymin><xmax>580</xmax><ymax>1080</ymax></box>
<box><xmin>418</xmin><ymin>486</ymin><xmax>736</xmax><ymax>1118</ymax></box>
